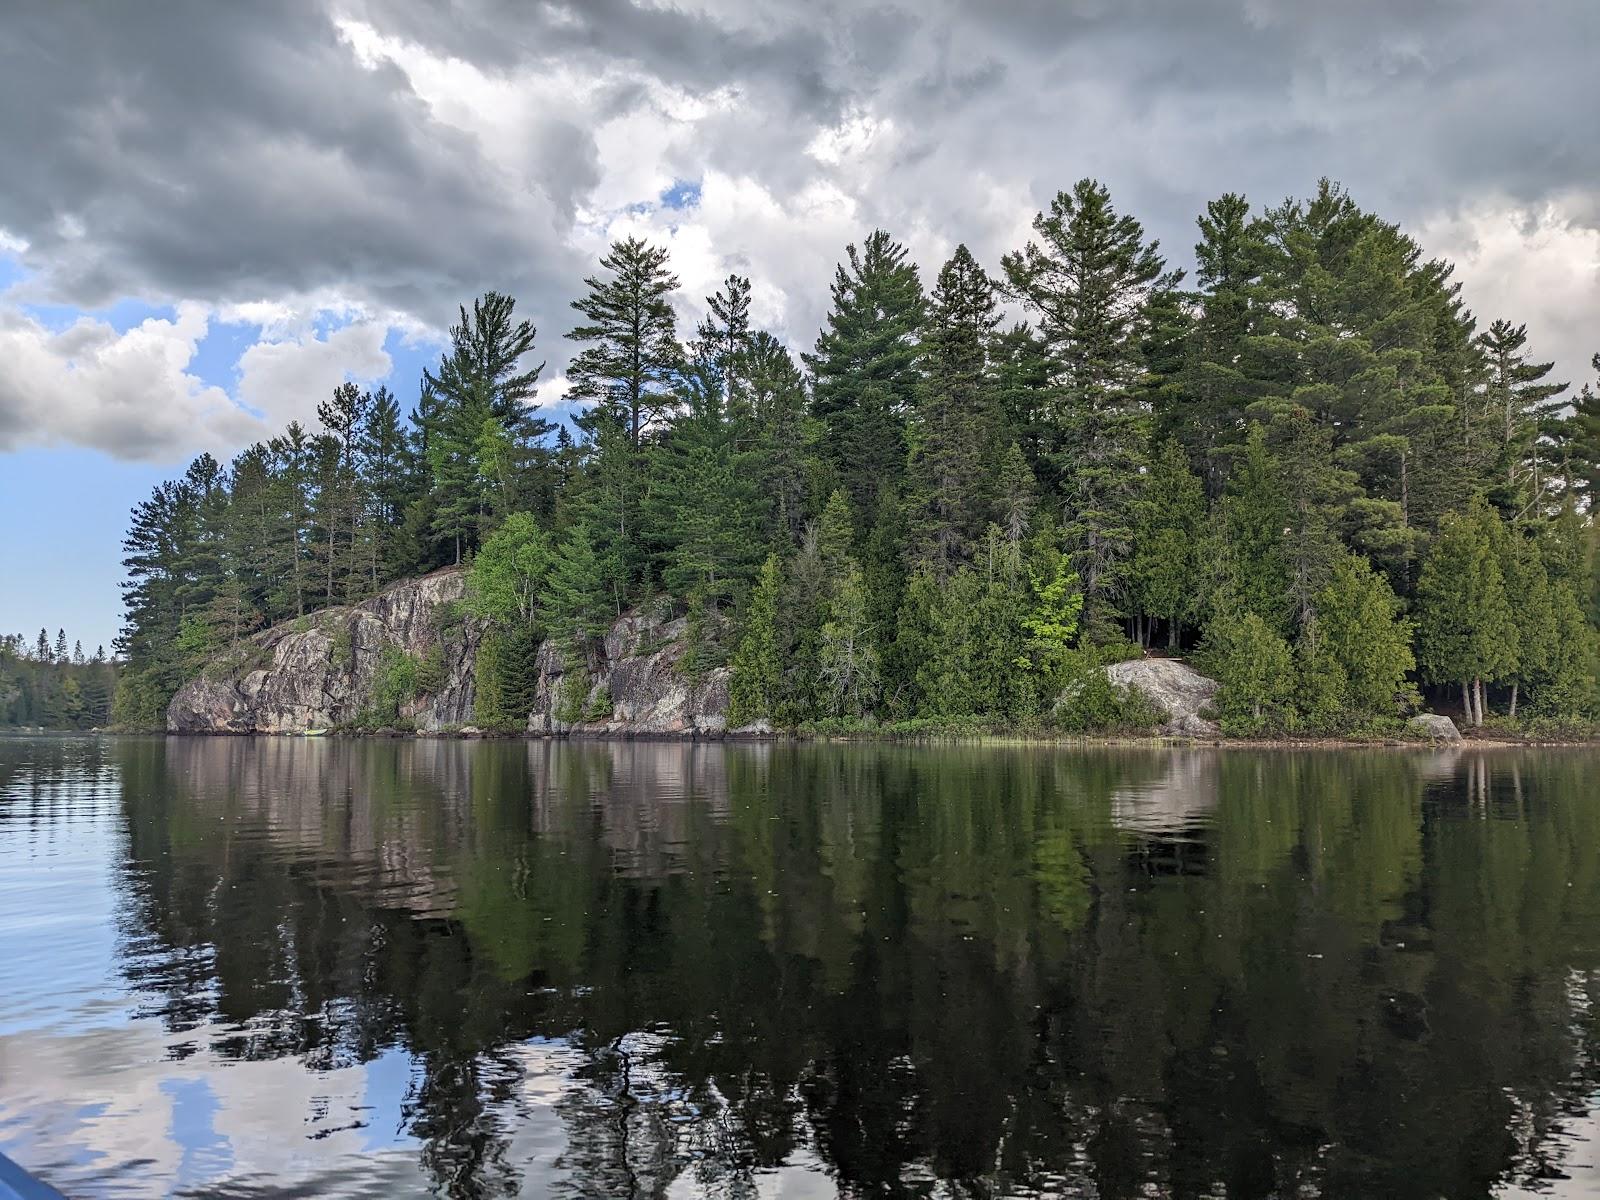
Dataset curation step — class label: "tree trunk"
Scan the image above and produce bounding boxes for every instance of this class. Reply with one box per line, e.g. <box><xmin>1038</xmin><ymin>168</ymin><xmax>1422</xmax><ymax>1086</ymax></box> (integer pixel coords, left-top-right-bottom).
<box><xmin>1462</xmin><ymin>681</ymin><xmax>1472</xmax><ymax>725</ymax></box>
<box><xmin>1168</xmin><ymin>618</ymin><xmax>1180</xmax><ymax>651</ymax></box>
<box><xmin>1509</xmin><ymin>681</ymin><xmax>1519</xmax><ymax>720</ymax></box>
<box><xmin>1474</xmin><ymin>677</ymin><xmax>1486</xmax><ymax>727</ymax></box>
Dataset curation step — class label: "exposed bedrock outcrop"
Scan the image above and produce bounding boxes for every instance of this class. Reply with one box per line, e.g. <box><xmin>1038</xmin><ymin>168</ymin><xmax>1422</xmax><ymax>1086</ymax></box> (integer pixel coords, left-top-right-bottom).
<box><xmin>1103</xmin><ymin>657</ymin><xmax>1221</xmax><ymax>737</ymax></box>
<box><xmin>526</xmin><ymin>609</ymin><xmax>733</xmax><ymax>737</ymax></box>
<box><xmin>168</xmin><ymin>569</ymin><xmax>478</xmax><ymax>734</ymax></box>
<box><xmin>168</xmin><ymin>572</ymin><xmax>737</xmax><ymax>737</ymax></box>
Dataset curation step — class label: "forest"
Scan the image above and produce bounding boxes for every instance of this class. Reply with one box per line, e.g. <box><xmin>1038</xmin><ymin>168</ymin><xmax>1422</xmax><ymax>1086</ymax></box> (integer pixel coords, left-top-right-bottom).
<box><xmin>113</xmin><ymin>178</ymin><xmax>1600</xmax><ymax>736</ymax></box>
<box><xmin>0</xmin><ymin>630</ymin><xmax>117</xmax><ymax>728</ymax></box>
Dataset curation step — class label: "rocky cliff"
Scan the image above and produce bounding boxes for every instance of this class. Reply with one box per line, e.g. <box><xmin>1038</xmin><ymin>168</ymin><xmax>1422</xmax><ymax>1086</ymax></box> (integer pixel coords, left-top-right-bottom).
<box><xmin>526</xmin><ymin>609</ymin><xmax>733</xmax><ymax>737</ymax></box>
<box><xmin>168</xmin><ymin>569</ymin><xmax>479</xmax><ymax>734</ymax></box>
<box><xmin>168</xmin><ymin>571</ymin><xmax>736</xmax><ymax>737</ymax></box>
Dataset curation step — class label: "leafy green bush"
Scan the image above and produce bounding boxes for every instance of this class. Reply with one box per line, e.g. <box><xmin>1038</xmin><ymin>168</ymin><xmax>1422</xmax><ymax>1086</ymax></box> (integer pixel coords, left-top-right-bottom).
<box><xmin>414</xmin><ymin>645</ymin><xmax>446</xmax><ymax>695</ymax></box>
<box><xmin>370</xmin><ymin>645</ymin><xmax>418</xmax><ymax>724</ymax></box>
<box><xmin>583</xmin><ymin>685</ymin><xmax>612</xmax><ymax>722</ymax></box>
<box><xmin>554</xmin><ymin>667</ymin><xmax>590</xmax><ymax>724</ymax></box>
<box><xmin>329</xmin><ymin>628</ymin><xmax>356</xmax><ymax>672</ymax></box>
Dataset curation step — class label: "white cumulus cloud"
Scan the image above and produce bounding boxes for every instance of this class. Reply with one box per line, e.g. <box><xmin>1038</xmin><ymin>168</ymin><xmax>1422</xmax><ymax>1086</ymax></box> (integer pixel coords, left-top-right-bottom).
<box><xmin>0</xmin><ymin>303</ymin><xmax>261</xmax><ymax>461</ymax></box>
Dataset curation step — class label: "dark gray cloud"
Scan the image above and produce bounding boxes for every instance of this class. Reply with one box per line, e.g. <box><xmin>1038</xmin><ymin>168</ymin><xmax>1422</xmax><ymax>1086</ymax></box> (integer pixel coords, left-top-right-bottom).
<box><xmin>0</xmin><ymin>0</ymin><xmax>1595</xmax><ymax>460</ymax></box>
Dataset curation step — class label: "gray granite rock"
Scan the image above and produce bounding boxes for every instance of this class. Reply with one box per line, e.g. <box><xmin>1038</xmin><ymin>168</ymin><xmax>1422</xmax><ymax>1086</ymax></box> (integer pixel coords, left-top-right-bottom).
<box><xmin>1408</xmin><ymin>713</ymin><xmax>1462</xmax><ymax>742</ymax></box>
<box><xmin>1103</xmin><ymin>658</ymin><xmax>1221</xmax><ymax>737</ymax></box>
<box><xmin>168</xmin><ymin>569</ymin><xmax>478</xmax><ymax>733</ymax></box>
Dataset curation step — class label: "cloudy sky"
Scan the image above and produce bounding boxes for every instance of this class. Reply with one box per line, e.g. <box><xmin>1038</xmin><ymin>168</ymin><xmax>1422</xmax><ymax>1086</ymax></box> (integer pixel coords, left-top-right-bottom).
<box><xmin>2</xmin><ymin>0</ymin><xmax>1597</xmax><ymax>651</ymax></box>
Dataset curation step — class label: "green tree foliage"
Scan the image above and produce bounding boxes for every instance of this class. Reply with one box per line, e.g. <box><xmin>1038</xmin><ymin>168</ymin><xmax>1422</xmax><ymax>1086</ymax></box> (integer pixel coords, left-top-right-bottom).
<box><xmin>0</xmin><ymin>632</ymin><xmax>117</xmax><ymax>729</ymax></box>
<box><xmin>910</xmin><ymin>245</ymin><xmax>1004</xmax><ymax>573</ymax></box>
<box><xmin>1003</xmin><ymin>179</ymin><xmax>1178</xmax><ymax>639</ymax></box>
<box><xmin>818</xmin><ymin>567</ymin><xmax>881</xmax><ymax>719</ymax></box>
<box><xmin>566</xmin><ymin>237</ymin><xmax>682</xmax><ymax>448</ymax></box>
<box><xmin>1477</xmin><ymin>318</ymin><xmax>1567</xmax><ymax>515</ymax></box>
<box><xmin>728</xmin><ymin>555</ymin><xmax>783</xmax><ymax>724</ymax></box>
<box><xmin>1130</xmin><ymin>438</ymin><xmax>1206</xmax><ymax>647</ymax></box>
<box><xmin>1312</xmin><ymin>555</ymin><xmax>1416</xmax><ymax>723</ymax></box>
<box><xmin>805</xmin><ymin>230</ymin><xmax>925</xmax><ymax>523</ymax></box>
<box><xmin>114</xmin><ymin>188</ymin><xmax>1600</xmax><ymax>734</ymax></box>
<box><xmin>1202</xmin><ymin>612</ymin><xmax>1296</xmax><ymax>734</ymax></box>
<box><xmin>1415</xmin><ymin>502</ymin><xmax>1516</xmax><ymax>725</ymax></box>
<box><xmin>466</xmin><ymin>513</ymin><xmax>552</xmax><ymax>626</ymax></box>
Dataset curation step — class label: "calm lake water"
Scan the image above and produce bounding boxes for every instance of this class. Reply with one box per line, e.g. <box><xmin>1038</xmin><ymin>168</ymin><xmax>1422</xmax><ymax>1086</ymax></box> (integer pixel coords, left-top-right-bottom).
<box><xmin>0</xmin><ymin>737</ymin><xmax>1597</xmax><ymax>1199</ymax></box>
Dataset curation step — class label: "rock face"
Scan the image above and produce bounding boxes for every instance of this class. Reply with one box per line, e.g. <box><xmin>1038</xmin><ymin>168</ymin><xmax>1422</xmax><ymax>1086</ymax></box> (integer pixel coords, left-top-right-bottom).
<box><xmin>1104</xmin><ymin>658</ymin><xmax>1221</xmax><ymax>737</ymax></box>
<box><xmin>527</xmin><ymin>608</ymin><xmax>732</xmax><ymax>737</ymax></box>
<box><xmin>169</xmin><ymin>571</ymin><xmax>736</xmax><ymax>737</ymax></box>
<box><xmin>168</xmin><ymin>570</ymin><xmax>479</xmax><ymax>734</ymax></box>
<box><xmin>1408</xmin><ymin>713</ymin><xmax>1462</xmax><ymax>742</ymax></box>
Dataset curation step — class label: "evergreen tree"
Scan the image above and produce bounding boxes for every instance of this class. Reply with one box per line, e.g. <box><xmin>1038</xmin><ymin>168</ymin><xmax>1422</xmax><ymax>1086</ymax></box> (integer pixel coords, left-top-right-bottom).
<box><xmin>1158</xmin><ymin>192</ymin><xmax>1270</xmax><ymax>485</ymax></box>
<box><xmin>728</xmin><ymin>554</ymin><xmax>783</xmax><ymax>724</ymax></box>
<box><xmin>1202</xmin><ymin>612</ymin><xmax>1296</xmax><ymax>734</ymax></box>
<box><xmin>804</xmin><ymin>230</ymin><xmax>925</xmax><ymax>528</ymax></box>
<box><xmin>1002</xmin><ymin>178</ymin><xmax>1179</xmax><ymax>639</ymax></box>
<box><xmin>567</xmin><ymin>237</ymin><xmax>682</xmax><ymax>447</ymax></box>
<box><xmin>739</xmin><ymin>332</ymin><xmax>812</xmax><ymax>549</ymax></box>
<box><xmin>1130</xmin><ymin>438</ymin><xmax>1206</xmax><ymax>647</ymax></box>
<box><xmin>1312</xmin><ymin>554</ymin><xmax>1416</xmax><ymax>722</ymax></box>
<box><xmin>648</xmin><ymin>358</ymin><xmax>765</xmax><ymax>607</ymax></box>
<box><xmin>818</xmin><ymin>567</ymin><xmax>881</xmax><ymax>719</ymax></box>
<box><xmin>1415</xmin><ymin>501</ymin><xmax>1516</xmax><ymax>725</ymax></box>
<box><xmin>910</xmin><ymin>245</ymin><xmax>1004</xmax><ymax>574</ymax></box>
<box><xmin>1476</xmin><ymin>319</ymin><xmax>1566</xmax><ymax>515</ymax></box>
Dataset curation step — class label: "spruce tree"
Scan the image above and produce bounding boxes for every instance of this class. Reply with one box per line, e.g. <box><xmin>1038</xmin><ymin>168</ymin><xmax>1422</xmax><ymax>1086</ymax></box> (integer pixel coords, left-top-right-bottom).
<box><xmin>911</xmin><ymin>244</ymin><xmax>1004</xmax><ymax>574</ymax></box>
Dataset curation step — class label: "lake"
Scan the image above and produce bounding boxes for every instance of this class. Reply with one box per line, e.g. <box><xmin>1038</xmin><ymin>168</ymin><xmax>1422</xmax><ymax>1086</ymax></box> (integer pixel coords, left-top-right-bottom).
<box><xmin>0</xmin><ymin>736</ymin><xmax>1596</xmax><ymax>1198</ymax></box>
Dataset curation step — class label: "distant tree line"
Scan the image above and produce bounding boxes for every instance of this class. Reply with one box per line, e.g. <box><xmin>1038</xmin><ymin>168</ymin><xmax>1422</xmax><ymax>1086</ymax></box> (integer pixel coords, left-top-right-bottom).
<box><xmin>116</xmin><ymin>178</ymin><xmax>1600</xmax><ymax>733</ymax></box>
<box><xmin>1</xmin><ymin>630</ymin><xmax>115</xmax><ymax>728</ymax></box>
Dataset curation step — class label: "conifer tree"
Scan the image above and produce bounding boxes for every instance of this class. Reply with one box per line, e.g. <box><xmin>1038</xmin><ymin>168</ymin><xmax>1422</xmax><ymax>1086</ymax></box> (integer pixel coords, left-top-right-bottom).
<box><xmin>1003</xmin><ymin>178</ymin><xmax>1178</xmax><ymax>639</ymax></box>
<box><xmin>1415</xmin><ymin>501</ymin><xmax>1516</xmax><ymax>725</ymax></box>
<box><xmin>804</xmin><ymin>230</ymin><xmax>925</xmax><ymax>527</ymax></box>
<box><xmin>910</xmin><ymin>245</ymin><xmax>1005</xmax><ymax>574</ymax></box>
<box><xmin>1477</xmin><ymin>319</ymin><xmax>1566</xmax><ymax>515</ymax></box>
<box><xmin>1130</xmin><ymin>438</ymin><xmax>1206</xmax><ymax>647</ymax></box>
<box><xmin>567</xmin><ymin>237</ymin><xmax>682</xmax><ymax>448</ymax></box>
<box><xmin>819</xmin><ymin>568</ymin><xmax>880</xmax><ymax>719</ymax></box>
<box><xmin>739</xmin><ymin>332</ymin><xmax>812</xmax><ymax>549</ymax></box>
<box><xmin>728</xmin><ymin>554</ymin><xmax>783</xmax><ymax>724</ymax></box>
<box><xmin>1312</xmin><ymin>554</ymin><xmax>1416</xmax><ymax>722</ymax></box>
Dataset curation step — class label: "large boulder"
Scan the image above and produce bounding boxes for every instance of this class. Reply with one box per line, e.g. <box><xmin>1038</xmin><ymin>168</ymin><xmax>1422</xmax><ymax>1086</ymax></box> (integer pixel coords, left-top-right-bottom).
<box><xmin>168</xmin><ymin>569</ymin><xmax>479</xmax><ymax>734</ymax></box>
<box><xmin>1104</xmin><ymin>658</ymin><xmax>1220</xmax><ymax>737</ymax></box>
<box><xmin>1408</xmin><ymin>713</ymin><xmax>1462</xmax><ymax>742</ymax></box>
<box><xmin>526</xmin><ymin>608</ymin><xmax>731</xmax><ymax>737</ymax></box>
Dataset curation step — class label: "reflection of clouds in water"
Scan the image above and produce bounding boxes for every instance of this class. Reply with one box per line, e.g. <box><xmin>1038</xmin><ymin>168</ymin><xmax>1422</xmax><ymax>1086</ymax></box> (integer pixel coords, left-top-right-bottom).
<box><xmin>0</xmin><ymin>1017</ymin><xmax>429</xmax><ymax>1197</ymax></box>
<box><xmin>1497</xmin><ymin>1109</ymin><xmax>1600</xmax><ymax>1199</ymax></box>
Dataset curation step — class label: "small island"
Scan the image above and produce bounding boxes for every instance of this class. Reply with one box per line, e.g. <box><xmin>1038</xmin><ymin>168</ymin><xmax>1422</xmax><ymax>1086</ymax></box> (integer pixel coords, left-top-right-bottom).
<box><xmin>95</xmin><ymin>182</ymin><xmax>1600</xmax><ymax>743</ymax></box>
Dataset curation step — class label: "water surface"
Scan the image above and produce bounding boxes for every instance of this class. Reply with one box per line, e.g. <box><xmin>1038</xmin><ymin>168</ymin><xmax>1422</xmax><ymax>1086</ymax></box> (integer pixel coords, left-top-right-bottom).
<box><xmin>0</xmin><ymin>736</ymin><xmax>1596</xmax><ymax>1197</ymax></box>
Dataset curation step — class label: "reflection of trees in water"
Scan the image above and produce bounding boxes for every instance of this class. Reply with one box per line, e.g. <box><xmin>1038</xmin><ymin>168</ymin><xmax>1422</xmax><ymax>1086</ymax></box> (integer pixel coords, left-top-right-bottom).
<box><xmin>95</xmin><ymin>738</ymin><xmax>1600</xmax><ymax>1198</ymax></box>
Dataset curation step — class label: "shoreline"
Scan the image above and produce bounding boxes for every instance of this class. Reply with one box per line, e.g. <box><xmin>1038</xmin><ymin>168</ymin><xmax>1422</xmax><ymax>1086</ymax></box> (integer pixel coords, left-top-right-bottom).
<box><xmin>32</xmin><ymin>726</ymin><xmax>1600</xmax><ymax>750</ymax></box>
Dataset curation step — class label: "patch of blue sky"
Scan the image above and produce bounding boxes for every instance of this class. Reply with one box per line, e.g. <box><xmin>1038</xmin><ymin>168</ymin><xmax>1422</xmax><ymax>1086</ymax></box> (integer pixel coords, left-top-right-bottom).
<box><xmin>660</xmin><ymin>177</ymin><xmax>702</xmax><ymax>210</ymax></box>
<box><xmin>0</xmin><ymin>447</ymin><xmax>173</xmax><ymax>653</ymax></box>
<box><xmin>18</xmin><ymin>295</ymin><xmax>174</xmax><ymax>336</ymax></box>
<box><xmin>187</xmin><ymin>317</ymin><xmax>259</xmax><ymax>394</ymax></box>
<box><xmin>0</xmin><ymin>249</ymin><xmax>27</xmax><ymax>291</ymax></box>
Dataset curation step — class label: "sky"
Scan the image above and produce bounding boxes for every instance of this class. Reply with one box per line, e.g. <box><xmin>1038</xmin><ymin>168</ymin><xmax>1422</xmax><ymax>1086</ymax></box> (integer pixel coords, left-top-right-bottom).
<box><xmin>2</xmin><ymin>0</ymin><xmax>1598</xmax><ymax>654</ymax></box>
